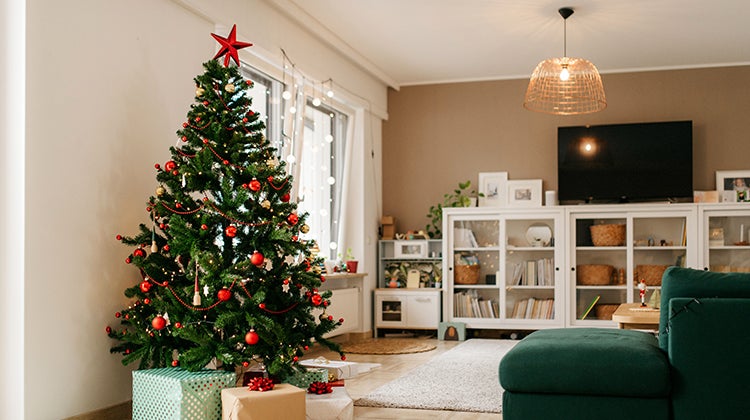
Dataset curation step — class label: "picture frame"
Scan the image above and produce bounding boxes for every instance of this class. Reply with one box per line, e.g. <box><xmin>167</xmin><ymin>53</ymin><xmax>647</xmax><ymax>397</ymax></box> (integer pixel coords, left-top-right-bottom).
<box><xmin>715</xmin><ymin>170</ymin><xmax>750</xmax><ymax>203</ymax></box>
<box><xmin>507</xmin><ymin>179</ymin><xmax>543</xmax><ymax>207</ymax></box>
<box><xmin>478</xmin><ymin>172</ymin><xmax>508</xmax><ymax>207</ymax></box>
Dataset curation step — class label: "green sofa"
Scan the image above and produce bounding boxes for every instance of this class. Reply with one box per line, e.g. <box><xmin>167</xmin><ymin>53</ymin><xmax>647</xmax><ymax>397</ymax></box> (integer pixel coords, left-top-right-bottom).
<box><xmin>499</xmin><ymin>267</ymin><xmax>750</xmax><ymax>419</ymax></box>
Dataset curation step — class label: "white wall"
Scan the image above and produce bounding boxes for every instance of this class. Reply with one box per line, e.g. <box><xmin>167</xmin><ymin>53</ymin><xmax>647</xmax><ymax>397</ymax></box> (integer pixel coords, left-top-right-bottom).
<box><xmin>24</xmin><ymin>0</ymin><xmax>386</xmax><ymax>418</ymax></box>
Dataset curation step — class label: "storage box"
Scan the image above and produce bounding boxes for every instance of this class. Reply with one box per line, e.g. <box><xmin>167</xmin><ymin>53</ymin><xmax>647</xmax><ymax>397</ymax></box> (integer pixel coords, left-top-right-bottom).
<box><xmin>299</xmin><ymin>358</ymin><xmax>358</xmax><ymax>380</ymax></box>
<box><xmin>381</xmin><ymin>216</ymin><xmax>396</xmax><ymax>240</ymax></box>
<box><xmin>221</xmin><ymin>384</ymin><xmax>305</xmax><ymax>420</ymax></box>
<box><xmin>393</xmin><ymin>240</ymin><xmax>428</xmax><ymax>258</ymax></box>
<box><xmin>438</xmin><ymin>321</ymin><xmax>467</xmax><ymax>341</ymax></box>
<box><xmin>284</xmin><ymin>367</ymin><xmax>328</xmax><ymax>388</ymax></box>
<box><xmin>133</xmin><ymin>367</ymin><xmax>236</xmax><ymax>420</ymax></box>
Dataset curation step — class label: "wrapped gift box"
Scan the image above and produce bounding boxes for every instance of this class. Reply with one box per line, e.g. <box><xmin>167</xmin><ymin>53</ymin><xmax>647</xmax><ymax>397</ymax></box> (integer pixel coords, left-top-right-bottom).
<box><xmin>222</xmin><ymin>384</ymin><xmax>305</xmax><ymax>420</ymax></box>
<box><xmin>299</xmin><ymin>358</ymin><xmax>357</xmax><ymax>380</ymax></box>
<box><xmin>305</xmin><ymin>386</ymin><xmax>353</xmax><ymax>420</ymax></box>
<box><xmin>133</xmin><ymin>367</ymin><xmax>236</xmax><ymax>420</ymax></box>
<box><xmin>284</xmin><ymin>367</ymin><xmax>328</xmax><ymax>388</ymax></box>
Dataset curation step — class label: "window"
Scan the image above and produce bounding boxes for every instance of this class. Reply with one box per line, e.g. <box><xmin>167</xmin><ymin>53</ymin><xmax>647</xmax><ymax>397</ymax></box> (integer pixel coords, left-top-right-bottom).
<box><xmin>297</xmin><ymin>101</ymin><xmax>348</xmax><ymax>260</ymax></box>
<box><xmin>240</xmin><ymin>66</ymin><xmax>284</xmax><ymax>154</ymax></box>
<box><xmin>241</xmin><ymin>63</ymin><xmax>349</xmax><ymax>261</ymax></box>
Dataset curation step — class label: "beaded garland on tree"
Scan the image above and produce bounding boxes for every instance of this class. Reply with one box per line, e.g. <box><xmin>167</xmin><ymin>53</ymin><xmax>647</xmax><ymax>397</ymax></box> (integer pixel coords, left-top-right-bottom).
<box><xmin>107</xmin><ymin>25</ymin><xmax>344</xmax><ymax>379</ymax></box>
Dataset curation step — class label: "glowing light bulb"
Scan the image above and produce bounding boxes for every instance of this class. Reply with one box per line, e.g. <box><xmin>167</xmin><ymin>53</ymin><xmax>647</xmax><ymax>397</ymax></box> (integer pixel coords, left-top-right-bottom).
<box><xmin>326</xmin><ymin>89</ymin><xmax>334</xmax><ymax>98</ymax></box>
<box><xmin>312</xmin><ymin>97</ymin><xmax>322</xmax><ymax>106</ymax></box>
<box><xmin>584</xmin><ymin>143</ymin><xmax>592</xmax><ymax>152</ymax></box>
<box><xmin>286</xmin><ymin>154</ymin><xmax>296</xmax><ymax>164</ymax></box>
<box><xmin>560</xmin><ymin>66</ymin><xmax>570</xmax><ymax>81</ymax></box>
<box><xmin>289</xmin><ymin>106</ymin><xmax>296</xmax><ymax>114</ymax></box>
<box><xmin>329</xmin><ymin>242</ymin><xmax>338</xmax><ymax>250</ymax></box>
<box><xmin>282</xmin><ymin>90</ymin><xmax>292</xmax><ymax>100</ymax></box>
<box><xmin>327</xmin><ymin>176</ymin><xmax>336</xmax><ymax>185</ymax></box>
<box><xmin>324</xmin><ymin>134</ymin><xmax>334</xmax><ymax>143</ymax></box>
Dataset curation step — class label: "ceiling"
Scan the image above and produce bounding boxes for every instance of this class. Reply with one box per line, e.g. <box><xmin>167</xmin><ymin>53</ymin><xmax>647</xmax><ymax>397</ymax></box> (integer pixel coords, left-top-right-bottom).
<box><xmin>272</xmin><ymin>0</ymin><xmax>750</xmax><ymax>89</ymax></box>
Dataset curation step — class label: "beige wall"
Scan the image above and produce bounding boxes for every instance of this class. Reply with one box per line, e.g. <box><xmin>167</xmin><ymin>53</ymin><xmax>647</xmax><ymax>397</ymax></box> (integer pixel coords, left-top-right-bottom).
<box><xmin>382</xmin><ymin>66</ymin><xmax>750</xmax><ymax>233</ymax></box>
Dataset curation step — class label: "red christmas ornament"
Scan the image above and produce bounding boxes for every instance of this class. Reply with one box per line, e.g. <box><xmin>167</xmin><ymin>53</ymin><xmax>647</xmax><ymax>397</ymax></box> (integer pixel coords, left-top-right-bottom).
<box><xmin>222</xmin><ymin>159</ymin><xmax>229</xmax><ymax>165</ymax></box>
<box><xmin>292</xmin><ymin>236</ymin><xmax>298</xmax><ymax>242</ymax></box>
<box><xmin>115</xmin><ymin>312</ymin><xmax>121</xmax><ymax>318</ymax></box>
<box><xmin>124</xmin><ymin>349</ymin><xmax>131</xmax><ymax>355</ymax></box>
<box><xmin>311</xmin><ymin>294</ymin><xmax>323</xmax><ymax>306</ymax></box>
<box><xmin>341</xmin><ymin>355</ymin><xmax>346</xmax><ymax>361</ymax></box>
<box><xmin>164</xmin><ymin>161</ymin><xmax>176</xmax><ymax>172</ymax></box>
<box><xmin>259</xmin><ymin>303</ymin><xmax>266</xmax><ymax>309</ymax></box>
<box><xmin>203</xmin><ymin>101</ymin><xmax>209</xmax><ymax>106</ymax></box>
<box><xmin>139</xmin><ymin>280</ymin><xmax>152</xmax><ymax>293</ymax></box>
<box><xmin>320</xmin><ymin>275</ymin><xmax>326</xmax><ymax>283</ymax></box>
<box><xmin>171</xmin><ymin>360</ymin><xmax>179</xmax><ymax>367</ymax></box>
<box><xmin>105</xmin><ymin>326</ymin><xmax>112</xmax><ymax>334</ymax></box>
<box><xmin>144</xmin><ymin>298</ymin><xmax>151</xmax><ymax>305</ymax></box>
<box><xmin>195</xmin><ymin>117</ymin><xmax>201</xmax><ymax>122</ymax></box>
<box><xmin>225</xmin><ymin>225</ymin><xmax>237</xmax><ymax>237</ymax></box>
<box><xmin>247</xmin><ymin>377</ymin><xmax>274</xmax><ymax>392</ymax></box>
<box><xmin>115</xmin><ymin>234</ymin><xmax>122</xmax><ymax>241</ymax></box>
<box><xmin>339</xmin><ymin>318</ymin><xmax>345</xmax><ymax>323</ymax></box>
<box><xmin>133</xmin><ymin>248</ymin><xmax>146</xmax><ymax>258</ymax></box>
<box><xmin>217</xmin><ymin>288</ymin><xmax>232</xmax><ymax>301</ymax></box>
<box><xmin>245</xmin><ymin>329</ymin><xmax>259</xmax><ymax>345</ymax></box>
<box><xmin>287</xmin><ymin>213</ymin><xmax>299</xmax><ymax>226</ymax></box>
<box><xmin>211</xmin><ymin>24</ymin><xmax>253</xmax><ymax>67</ymax></box>
<box><xmin>163</xmin><ymin>244</ymin><xmax>170</xmax><ymax>251</ymax></box>
<box><xmin>293</xmin><ymin>356</ymin><xmax>299</xmax><ymax>362</ymax></box>
<box><xmin>242</xmin><ymin>117</ymin><xmax>248</xmax><ymax>123</ymax></box>
<box><xmin>182</xmin><ymin>122</ymin><xmax>188</xmax><ymax>128</ymax></box>
<box><xmin>203</xmin><ymin>138</ymin><xmax>209</xmax><ymax>144</ymax></box>
<box><xmin>242</xmin><ymin>361</ymin><xmax>250</xmax><ymax>367</ymax></box>
<box><xmin>201</xmin><ymin>224</ymin><xmax>208</xmax><ymax>230</ymax></box>
<box><xmin>174</xmin><ymin>203</ymin><xmax>182</xmax><ymax>209</ymax></box>
<box><xmin>250</xmin><ymin>251</ymin><xmax>264</xmax><ymax>266</ymax></box>
<box><xmin>267</xmin><ymin>176</ymin><xmax>274</xmax><ymax>183</ymax></box>
<box><xmin>154</xmin><ymin>163</ymin><xmax>161</xmax><ymax>170</ymax></box>
<box><xmin>304</xmin><ymin>345</ymin><xmax>309</xmax><ymax>351</ymax></box>
<box><xmin>307</xmin><ymin>381</ymin><xmax>333</xmax><ymax>395</ymax></box>
<box><xmin>125</xmin><ymin>257</ymin><xmax>132</xmax><ymax>264</ymax></box>
<box><xmin>151</xmin><ymin>315</ymin><xmax>167</xmax><ymax>330</ymax></box>
<box><xmin>172</xmin><ymin>170</ymin><xmax>179</xmax><ymax>176</ymax></box>
<box><xmin>281</xmin><ymin>193</ymin><xmax>290</xmax><ymax>202</ymax></box>
<box><xmin>249</xmin><ymin>179</ymin><xmax>261</xmax><ymax>191</ymax></box>
<box><xmin>175</xmin><ymin>322</ymin><xmax>182</xmax><ymax>329</ymax></box>
<box><xmin>327</xmin><ymin>315</ymin><xmax>333</xmax><ymax>321</ymax></box>
<box><xmin>181</xmin><ymin>135</ymin><xmax>188</xmax><ymax>142</ymax></box>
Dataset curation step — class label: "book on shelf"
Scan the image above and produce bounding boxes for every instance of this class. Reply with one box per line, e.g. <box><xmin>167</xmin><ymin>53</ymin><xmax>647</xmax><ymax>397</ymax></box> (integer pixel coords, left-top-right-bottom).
<box><xmin>510</xmin><ymin>258</ymin><xmax>554</xmax><ymax>286</ymax></box>
<box><xmin>453</xmin><ymin>290</ymin><xmax>499</xmax><ymax>319</ymax></box>
<box><xmin>580</xmin><ymin>295</ymin><xmax>601</xmax><ymax>320</ymax></box>
<box><xmin>510</xmin><ymin>298</ymin><xmax>555</xmax><ymax>320</ymax></box>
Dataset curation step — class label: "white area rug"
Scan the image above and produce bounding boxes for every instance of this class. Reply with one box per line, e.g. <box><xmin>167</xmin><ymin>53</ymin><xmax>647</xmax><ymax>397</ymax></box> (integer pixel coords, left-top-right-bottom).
<box><xmin>355</xmin><ymin>339</ymin><xmax>517</xmax><ymax>413</ymax></box>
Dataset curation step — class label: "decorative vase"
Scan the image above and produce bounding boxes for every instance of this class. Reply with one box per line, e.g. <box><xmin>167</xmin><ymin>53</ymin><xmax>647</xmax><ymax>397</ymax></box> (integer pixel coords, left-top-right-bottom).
<box><xmin>345</xmin><ymin>260</ymin><xmax>358</xmax><ymax>273</ymax></box>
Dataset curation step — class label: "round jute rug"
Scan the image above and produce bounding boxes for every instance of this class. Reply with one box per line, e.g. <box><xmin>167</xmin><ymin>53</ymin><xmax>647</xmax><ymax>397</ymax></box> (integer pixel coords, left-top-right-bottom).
<box><xmin>342</xmin><ymin>338</ymin><xmax>437</xmax><ymax>355</ymax></box>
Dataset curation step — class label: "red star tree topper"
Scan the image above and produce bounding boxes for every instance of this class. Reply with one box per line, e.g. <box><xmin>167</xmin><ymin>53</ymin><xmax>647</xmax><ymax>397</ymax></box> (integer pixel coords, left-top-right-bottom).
<box><xmin>211</xmin><ymin>24</ymin><xmax>252</xmax><ymax>67</ymax></box>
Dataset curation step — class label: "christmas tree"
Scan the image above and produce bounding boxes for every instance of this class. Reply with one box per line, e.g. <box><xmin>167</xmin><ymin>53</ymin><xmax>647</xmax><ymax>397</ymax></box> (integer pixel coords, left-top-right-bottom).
<box><xmin>107</xmin><ymin>25</ymin><xmax>344</xmax><ymax>379</ymax></box>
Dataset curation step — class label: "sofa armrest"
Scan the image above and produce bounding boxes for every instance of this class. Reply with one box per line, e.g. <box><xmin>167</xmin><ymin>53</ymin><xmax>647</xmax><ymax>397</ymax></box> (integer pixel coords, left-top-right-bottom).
<box><xmin>667</xmin><ymin>297</ymin><xmax>750</xmax><ymax>419</ymax></box>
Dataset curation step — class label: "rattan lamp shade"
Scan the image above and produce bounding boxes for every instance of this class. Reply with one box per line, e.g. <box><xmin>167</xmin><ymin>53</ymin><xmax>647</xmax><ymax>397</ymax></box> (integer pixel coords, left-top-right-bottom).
<box><xmin>523</xmin><ymin>56</ymin><xmax>607</xmax><ymax>115</ymax></box>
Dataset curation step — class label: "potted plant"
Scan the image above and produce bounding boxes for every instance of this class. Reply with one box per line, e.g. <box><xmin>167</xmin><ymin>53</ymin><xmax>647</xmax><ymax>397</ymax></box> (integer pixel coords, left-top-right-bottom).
<box><xmin>341</xmin><ymin>248</ymin><xmax>358</xmax><ymax>273</ymax></box>
<box><xmin>425</xmin><ymin>180</ymin><xmax>482</xmax><ymax>238</ymax></box>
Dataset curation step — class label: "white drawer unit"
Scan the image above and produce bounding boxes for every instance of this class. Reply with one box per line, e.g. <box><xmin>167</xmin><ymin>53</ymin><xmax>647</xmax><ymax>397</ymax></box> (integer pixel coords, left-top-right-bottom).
<box><xmin>374</xmin><ymin>289</ymin><xmax>441</xmax><ymax>336</ymax></box>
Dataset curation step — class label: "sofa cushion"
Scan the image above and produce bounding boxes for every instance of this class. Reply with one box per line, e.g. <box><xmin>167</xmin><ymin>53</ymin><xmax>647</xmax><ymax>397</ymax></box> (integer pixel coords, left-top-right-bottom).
<box><xmin>659</xmin><ymin>267</ymin><xmax>750</xmax><ymax>350</ymax></box>
<box><xmin>499</xmin><ymin>328</ymin><xmax>670</xmax><ymax>397</ymax></box>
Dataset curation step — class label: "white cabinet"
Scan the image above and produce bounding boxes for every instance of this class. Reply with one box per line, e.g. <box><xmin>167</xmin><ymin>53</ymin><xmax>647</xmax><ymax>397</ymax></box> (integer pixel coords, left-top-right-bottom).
<box><xmin>374</xmin><ymin>289</ymin><xmax>441</xmax><ymax>336</ymax></box>
<box><xmin>567</xmin><ymin>204</ymin><xmax>697</xmax><ymax>327</ymax></box>
<box><xmin>699</xmin><ymin>204</ymin><xmax>750</xmax><ymax>272</ymax></box>
<box><xmin>442</xmin><ymin>207</ymin><xmax>565</xmax><ymax>329</ymax></box>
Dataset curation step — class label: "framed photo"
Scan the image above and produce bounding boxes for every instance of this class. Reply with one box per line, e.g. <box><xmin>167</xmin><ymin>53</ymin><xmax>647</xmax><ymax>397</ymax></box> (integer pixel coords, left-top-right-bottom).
<box><xmin>507</xmin><ymin>179</ymin><xmax>543</xmax><ymax>207</ymax></box>
<box><xmin>716</xmin><ymin>170</ymin><xmax>750</xmax><ymax>203</ymax></box>
<box><xmin>478</xmin><ymin>172</ymin><xmax>508</xmax><ymax>207</ymax></box>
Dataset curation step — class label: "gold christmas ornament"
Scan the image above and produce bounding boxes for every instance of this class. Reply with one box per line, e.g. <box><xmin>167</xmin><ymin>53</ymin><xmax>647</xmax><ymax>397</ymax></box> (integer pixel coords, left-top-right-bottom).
<box><xmin>196</xmin><ymin>87</ymin><xmax>205</xmax><ymax>97</ymax></box>
<box><xmin>261</xmin><ymin>200</ymin><xmax>271</xmax><ymax>209</ymax></box>
<box><xmin>156</xmin><ymin>186</ymin><xmax>166</xmax><ymax>196</ymax></box>
<box><xmin>225</xmin><ymin>83</ymin><xmax>236</xmax><ymax>93</ymax></box>
<box><xmin>300</xmin><ymin>224</ymin><xmax>310</xmax><ymax>234</ymax></box>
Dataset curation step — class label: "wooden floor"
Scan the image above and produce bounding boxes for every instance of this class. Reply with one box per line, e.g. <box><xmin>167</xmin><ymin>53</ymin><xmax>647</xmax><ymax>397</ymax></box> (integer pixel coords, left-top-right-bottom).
<box><xmin>306</xmin><ymin>337</ymin><xmax>502</xmax><ymax>419</ymax></box>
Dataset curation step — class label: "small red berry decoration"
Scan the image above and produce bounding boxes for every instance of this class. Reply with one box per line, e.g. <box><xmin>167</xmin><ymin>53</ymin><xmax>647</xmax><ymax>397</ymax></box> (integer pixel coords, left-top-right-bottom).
<box><xmin>225</xmin><ymin>225</ymin><xmax>237</xmax><ymax>237</ymax></box>
<box><xmin>115</xmin><ymin>312</ymin><xmax>121</xmax><ymax>318</ymax></box>
<box><xmin>175</xmin><ymin>322</ymin><xmax>182</xmax><ymax>329</ymax></box>
<box><xmin>245</xmin><ymin>329</ymin><xmax>259</xmax><ymax>345</ymax></box>
<box><xmin>144</xmin><ymin>298</ymin><xmax>151</xmax><ymax>305</ymax></box>
<box><xmin>125</xmin><ymin>257</ymin><xmax>132</xmax><ymax>264</ymax></box>
<box><xmin>154</xmin><ymin>163</ymin><xmax>161</xmax><ymax>170</ymax></box>
<box><xmin>217</xmin><ymin>288</ymin><xmax>232</xmax><ymax>301</ymax></box>
<box><xmin>249</xmin><ymin>178</ymin><xmax>261</xmax><ymax>192</ymax></box>
<box><xmin>281</xmin><ymin>193</ymin><xmax>290</xmax><ymax>202</ymax></box>
<box><xmin>181</xmin><ymin>135</ymin><xmax>188</xmax><ymax>142</ymax></box>
<box><xmin>115</xmin><ymin>234</ymin><xmax>122</xmax><ymax>241</ymax></box>
<box><xmin>172</xmin><ymin>360</ymin><xmax>179</xmax><ymax>367</ymax></box>
<box><xmin>248</xmin><ymin>377</ymin><xmax>274</xmax><ymax>392</ymax></box>
<box><xmin>105</xmin><ymin>326</ymin><xmax>112</xmax><ymax>334</ymax></box>
<box><xmin>293</xmin><ymin>356</ymin><xmax>299</xmax><ymax>362</ymax></box>
<box><xmin>242</xmin><ymin>361</ymin><xmax>250</xmax><ymax>368</ymax></box>
<box><xmin>259</xmin><ymin>303</ymin><xmax>266</xmax><ymax>309</ymax></box>
<box><xmin>287</xmin><ymin>213</ymin><xmax>299</xmax><ymax>226</ymax></box>
<box><xmin>327</xmin><ymin>315</ymin><xmax>333</xmax><ymax>321</ymax></box>
<box><xmin>164</xmin><ymin>160</ymin><xmax>177</xmax><ymax>172</ymax></box>
<box><xmin>163</xmin><ymin>244</ymin><xmax>170</xmax><ymax>251</ymax></box>
<box><xmin>151</xmin><ymin>315</ymin><xmax>167</xmax><ymax>330</ymax></box>
<box><xmin>339</xmin><ymin>318</ymin><xmax>344</xmax><ymax>323</ymax></box>
<box><xmin>139</xmin><ymin>280</ymin><xmax>152</xmax><ymax>293</ymax></box>
<box><xmin>201</xmin><ymin>224</ymin><xmax>208</xmax><ymax>230</ymax></box>
<box><xmin>250</xmin><ymin>251</ymin><xmax>264</xmax><ymax>266</ymax></box>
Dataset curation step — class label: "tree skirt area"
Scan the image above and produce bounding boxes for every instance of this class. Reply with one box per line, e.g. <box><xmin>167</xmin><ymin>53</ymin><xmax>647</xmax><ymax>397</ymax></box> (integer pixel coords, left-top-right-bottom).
<box><xmin>342</xmin><ymin>338</ymin><xmax>437</xmax><ymax>355</ymax></box>
<box><xmin>355</xmin><ymin>339</ymin><xmax>517</xmax><ymax>413</ymax></box>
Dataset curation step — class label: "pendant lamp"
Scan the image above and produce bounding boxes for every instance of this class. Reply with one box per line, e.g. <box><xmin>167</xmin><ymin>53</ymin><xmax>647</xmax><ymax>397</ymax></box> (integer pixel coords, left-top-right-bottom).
<box><xmin>524</xmin><ymin>7</ymin><xmax>606</xmax><ymax>115</ymax></box>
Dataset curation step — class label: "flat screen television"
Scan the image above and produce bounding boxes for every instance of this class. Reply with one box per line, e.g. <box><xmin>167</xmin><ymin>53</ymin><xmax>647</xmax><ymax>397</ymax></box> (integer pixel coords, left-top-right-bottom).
<box><xmin>557</xmin><ymin>121</ymin><xmax>693</xmax><ymax>204</ymax></box>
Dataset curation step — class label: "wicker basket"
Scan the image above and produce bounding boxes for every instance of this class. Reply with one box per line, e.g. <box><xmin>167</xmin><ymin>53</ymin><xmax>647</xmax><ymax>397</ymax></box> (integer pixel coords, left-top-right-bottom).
<box><xmin>455</xmin><ymin>264</ymin><xmax>480</xmax><ymax>284</ymax></box>
<box><xmin>595</xmin><ymin>304</ymin><xmax>619</xmax><ymax>320</ymax></box>
<box><xmin>576</xmin><ymin>264</ymin><xmax>614</xmax><ymax>285</ymax></box>
<box><xmin>590</xmin><ymin>224</ymin><xmax>626</xmax><ymax>246</ymax></box>
<box><xmin>635</xmin><ymin>264</ymin><xmax>669</xmax><ymax>286</ymax></box>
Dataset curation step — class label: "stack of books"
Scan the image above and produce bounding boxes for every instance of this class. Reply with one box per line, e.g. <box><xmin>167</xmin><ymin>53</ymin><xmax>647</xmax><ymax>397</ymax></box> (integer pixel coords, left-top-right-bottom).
<box><xmin>510</xmin><ymin>297</ymin><xmax>555</xmax><ymax>319</ymax></box>
<box><xmin>509</xmin><ymin>258</ymin><xmax>554</xmax><ymax>286</ymax></box>
<box><xmin>453</xmin><ymin>290</ymin><xmax>500</xmax><ymax>318</ymax></box>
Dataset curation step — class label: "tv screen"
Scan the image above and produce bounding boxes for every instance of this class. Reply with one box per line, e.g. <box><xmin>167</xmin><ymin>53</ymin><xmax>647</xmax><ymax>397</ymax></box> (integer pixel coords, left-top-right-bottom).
<box><xmin>557</xmin><ymin>121</ymin><xmax>693</xmax><ymax>204</ymax></box>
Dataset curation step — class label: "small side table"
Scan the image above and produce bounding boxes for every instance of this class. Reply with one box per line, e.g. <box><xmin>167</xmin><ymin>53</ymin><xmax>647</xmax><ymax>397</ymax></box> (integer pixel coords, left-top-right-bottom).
<box><xmin>611</xmin><ymin>303</ymin><xmax>660</xmax><ymax>331</ymax></box>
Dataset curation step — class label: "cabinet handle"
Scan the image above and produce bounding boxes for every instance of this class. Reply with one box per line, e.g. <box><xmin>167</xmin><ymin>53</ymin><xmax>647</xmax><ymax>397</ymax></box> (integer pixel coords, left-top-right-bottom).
<box><xmin>415</xmin><ymin>298</ymin><xmax>431</xmax><ymax>303</ymax></box>
<box><xmin>555</xmin><ymin>267</ymin><xmax>560</xmax><ymax>271</ymax></box>
<box><xmin>571</xmin><ymin>267</ymin><xmax>576</xmax><ymax>271</ymax></box>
